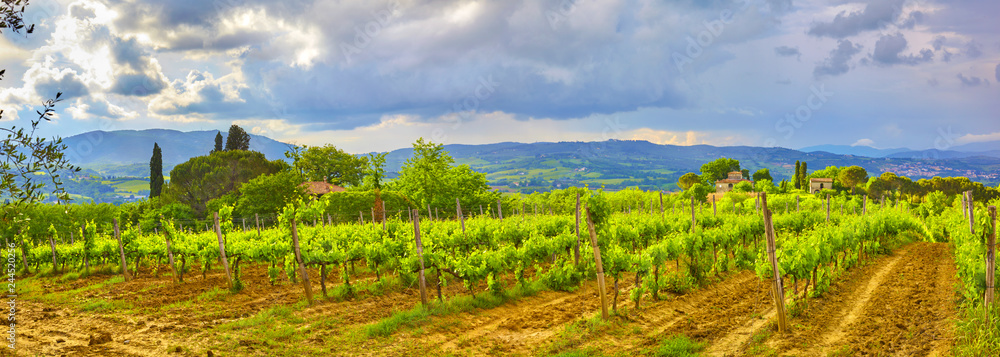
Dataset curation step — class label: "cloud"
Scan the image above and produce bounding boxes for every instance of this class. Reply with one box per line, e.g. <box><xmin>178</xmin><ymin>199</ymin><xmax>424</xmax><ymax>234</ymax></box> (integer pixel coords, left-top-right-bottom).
<box><xmin>956</xmin><ymin>131</ymin><xmax>1000</xmax><ymax>145</ymax></box>
<box><xmin>814</xmin><ymin>40</ymin><xmax>862</xmax><ymax>78</ymax></box>
<box><xmin>851</xmin><ymin>138</ymin><xmax>876</xmax><ymax>147</ymax></box>
<box><xmin>774</xmin><ymin>45</ymin><xmax>801</xmax><ymax>60</ymax></box>
<box><xmin>67</xmin><ymin>95</ymin><xmax>139</xmax><ymax>121</ymax></box>
<box><xmin>808</xmin><ymin>0</ymin><xmax>905</xmax><ymax>38</ymax></box>
<box><xmin>995</xmin><ymin>63</ymin><xmax>1000</xmax><ymax>82</ymax></box>
<box><xmin>870</xmin><ymin>33</ymin><xmax>932</xmax><ymax>65</ymax></box>
<box><xmin>956</xmin><ymin>73</ymin><xmax>988</xmax><ymax>87</ymax></box>
<box><xmin>964</xmin><ymin>41</ymin><xmax>983</xmax><ymax>58</ymax></box>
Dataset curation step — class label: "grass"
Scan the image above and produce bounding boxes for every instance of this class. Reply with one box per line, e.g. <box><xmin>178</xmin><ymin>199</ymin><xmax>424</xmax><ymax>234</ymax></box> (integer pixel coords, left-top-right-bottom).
<box><xmin>363</xmin><ymin>279</ymin><xmax>543</xmax><ymax>338</ymax></box>
<box><xmin>651</xmin><ymin>334</ymin><xmax>705</xmax><ymax>357</ymax></box>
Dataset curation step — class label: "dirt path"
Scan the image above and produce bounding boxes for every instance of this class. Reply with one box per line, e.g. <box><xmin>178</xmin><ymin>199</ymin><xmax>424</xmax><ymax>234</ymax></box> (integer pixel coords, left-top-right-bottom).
<box><xmin>764</xmin><ymin>242</ymin><xmax>959</xmax><ymax>356</ymax></box>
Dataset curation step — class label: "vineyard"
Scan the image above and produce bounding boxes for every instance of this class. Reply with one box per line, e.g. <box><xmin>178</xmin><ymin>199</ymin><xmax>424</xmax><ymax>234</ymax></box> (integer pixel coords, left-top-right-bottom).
<box><xmin>8</xmin><ymin>190</ymin><xmax>1000</xmax><ymax>356</ymax></box>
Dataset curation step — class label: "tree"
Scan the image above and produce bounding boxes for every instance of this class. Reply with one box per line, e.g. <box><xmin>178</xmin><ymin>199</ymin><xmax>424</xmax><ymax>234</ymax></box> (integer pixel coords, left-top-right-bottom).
<box><xmin>740</xmin><ymin>168</ymin><xmax>750</xmax><ymax>180</ymax></box>
<box><xmin>213</xmin><ymin>131</ymin><xmax>223</xmax><ymax>153</ymax></box>
<box><xmin>677</xmin><ymin>172</ymin><xmax>702</xmax><ymax>190</ymax></box>
<box><xmin>699</xmin><ymin>158</ymin><xmax>741</xmax><ymax>183</ymax></box>
<box><xmin>162</xmin><ymin>150</ymin><xmax>287</xmax><ymax>216</ymax></box>
<box><xmin>681</xmin><ymin>183</ymin><xmax>713</xmax><ymax>203</ymax></box>
<box><xmin>234</xmin><ymin>171</ymin><xmax>306</xmax><ymax>218</ymax></box>
<box><xmin>799</xmin><ymin>161</ymin><xmax>808</xmax><ymax>189</ymax></box>
<box><xmin>288</xmin><ymin>144</ymin><xmax>368</xmax><ymax>187</ymax></box>
<box><xmin>838</xmin><ymin>166</ymin><xmax>868</xmax><ymax>194</ymax></box>
<box><xmin>149</xmin><ymin>143</ymin><xmax>163</xmax><ymax>197</ymax></box>
<box><xmin>793</xmin><ymin>161</ymin><xmax>801</xmax><ymax>189</ymax></box>
<box><xmin>733</xmin><ymin>181</ymin><xmax>753</xmax><ymax>193</ymax></box>
<box><xmin>393</xmin><ymin>138</ymin><xmax>498</xmax><ymax>209</ymax></box>
<box><xmin>224</xmin><ymin>125</ymin><xmax>250</xmax><ymax>151</ymax></box>
<box><xmin>756</xmin><ymin>179</ymin><xmax>778</xmax><ymax>194</ymax></box>
<box><xmin>363</xmin><ymin>152</ymin><xmax>388</xmax><ymax>190</ymax></box>
<box><xmin>752</xmin><ymin>168</ymin><xmax>772</xmax><ymax>182</ymax></box>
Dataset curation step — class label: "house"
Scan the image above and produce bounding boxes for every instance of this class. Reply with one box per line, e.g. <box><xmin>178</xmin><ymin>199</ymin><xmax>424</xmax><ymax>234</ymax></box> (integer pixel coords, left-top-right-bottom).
<box><xmin>809</xmin><ymin>178</ymin><xmax>833</xmax><ymax>193</ymax></box>
<box><xmin>300</xmin><ymin>181</ymin><xmax>346</xmax><ymax>196</ymax></box>
<box><xmin>715</xmin><ymin>171</ymin><xmax>751</xmax><ymax>193</ymax></box>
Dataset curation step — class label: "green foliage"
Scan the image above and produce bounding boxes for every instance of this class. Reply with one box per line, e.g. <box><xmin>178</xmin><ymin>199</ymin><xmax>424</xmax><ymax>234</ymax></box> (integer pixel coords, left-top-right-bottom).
<box><xmin>677</xmin><ymin>172</ymin><xmax>702</xmax><ymax>190</ymax></box>
<box><xmin>700</xmin><ymin>158</ymin><xmax>741</xmax><ymax>183</ymax></box>
<box><xmin>163</xmin><ymin>150</ymin><xmax>287</xmax><ymax>216</ymax></box>
<box><xmin>838</xmin><ymin>166</ymin><xmax>868</xmax><ymax>194</ymax></box>
<box><xmin>794</xmin><ymin>161</ymin><xmax>801</xmax><ymax>189</ymax></box>
<box><xmin>752</xmin><ymin>168</ymin><xmax>773</xmax><ymax>182</ymax></box>
<box><xmin>653</xmin><ymin>334</ymin><xmax>706</xmax><ymax>357</ymax></box>
<box><xmin>234</xmin><ymin>170</ymin><xmax>306</xmax><ymax>218</ymax></box>
<box><xmin>681</xmin><ymin>183</ymin><xmax>712</xmax><ymax>203</ymax></box>
<box><xmin>287</xmin><ymin>144</ymin><xmax>367</xmax><ymax>187</ymax></box>
<box><xmin>733</xmin><ymin>181</ymin><xmax>753</xmax><ymax>193</ymax></box>
<box><xmin>149</xmin><ymin>142</ymin><xmax>163</xmax><ymax>197</ymax></box>
<box><xmin>393</xmin><ymin>138</ymin><xmax>499</xmax><ymax>211</ymax></box>
<box><xmin>364</xmin><ymin>152</ymin><xmax>388</xmax><ymax>190</ymax></box>
<box><xmin>213</xmin><ymin>131</ymin><xmax>223</xmax><ymax>153</ymax></box>
<box><xmin>224</xmin><ymin>124</ymin><xmax>250</xmax><ymax>151</ymax></box>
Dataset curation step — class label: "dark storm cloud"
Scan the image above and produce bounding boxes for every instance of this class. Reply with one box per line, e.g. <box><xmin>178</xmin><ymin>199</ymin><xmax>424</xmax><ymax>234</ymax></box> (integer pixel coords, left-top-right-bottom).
<box><xmin>808</xmin><ymin>0</ymin><xmax>905</xmax><ymax>38</ymax></box>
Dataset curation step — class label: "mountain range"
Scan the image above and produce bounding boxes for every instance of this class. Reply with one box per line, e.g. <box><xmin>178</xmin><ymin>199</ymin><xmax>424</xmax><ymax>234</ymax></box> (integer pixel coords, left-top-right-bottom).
<box><xmin>61</xmin><ymin>129</ymin><xmax>1000</xmax><ymax>195</ymax></box>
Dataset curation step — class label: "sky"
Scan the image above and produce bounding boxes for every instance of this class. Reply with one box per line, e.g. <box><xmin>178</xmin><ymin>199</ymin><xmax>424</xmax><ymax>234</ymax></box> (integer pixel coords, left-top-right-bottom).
<box><xmin>0</xmin><ymin>0</ymin><xmax>998</xmax><ymax>154</ymax></box>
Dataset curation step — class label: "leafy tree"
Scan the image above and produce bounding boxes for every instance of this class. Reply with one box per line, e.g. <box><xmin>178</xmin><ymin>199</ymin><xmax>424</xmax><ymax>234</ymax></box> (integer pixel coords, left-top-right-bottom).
<box><xmin>733</xmin><ymin>181</ymin><xmax>753</xmax><ymax>193</ymax></box>
<box><xmin>149</xmin><ymin>142</ymin><xmax>163</xmax><ymax>197</ymax></box>
<box><xmin>699</xmin><ymin>158</ymin><xmax>740</xmax><ymax>183</ymax></box>
<box><xmin>794</xmin><ymin>161</ymin><xmax>801</xmax><ymax>189</ymax></box>
<box><xmin>752</xmin><ymin>168</ymin><xmax>772</xmax><ymax>182</ymax></box>
<box><xmin>755</xmin><ymin>179</ymin><xmax>778</xmax><ymax>194</ymax></box>
<box><xmin>393</xmin><ymin>138</ymin><xmax>498</xmax><ymax>210</ymax></box>
<box><xmin>677</xmin><ymin>172</ymin><xmax>702</xmax><ymax>190</ymax></box>
<box><xmin>213</xmin><ymin>131</ymin><xmax>223</xmax><ymax>153</ymax></box>
<box><xmin>681</xmin><ymin>182</ymin><xmax>713</xmax><ymax>203</ymax></box>
<box><xmin>225</xmin><ymin>125</ymin><xmax>250</xmax><ymax>151</ymax></box>
<box><xmin>162</xmin><ymin>150</ymin><xmax>287</xmax><ymax>216</ymax></box>
<box><xmin>287</xmin><ymin>144</ymin><xmax>368</xmax><ymax>186</ymax></box>
<box><xmin>363</xmin><ymin>152</ymin><xmax>388</xmax><ymax>190</ymax></box>
<box><xmin>234</xmin><ymin>171</ymin><xmax>306</xmax><ymax>218</ymax></box>
<box><xmin>838</xmin><ymin>165</ymin><xmax>868</xmax><ymax>194</ymax></box>
<box><xmin>741</xmin><ymin>168</ymin><xmax>750</xmax><ymax>180</ymax></box>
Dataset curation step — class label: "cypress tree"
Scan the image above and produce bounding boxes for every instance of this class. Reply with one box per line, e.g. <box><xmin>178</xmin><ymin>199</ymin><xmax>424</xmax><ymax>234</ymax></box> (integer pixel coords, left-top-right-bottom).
<box><xmin>150</xmin><ymin>143</ymin><xmax>163</xmax><ymax>197</ymax></box>
<box><xmin>794</xmin><ymin>161</ymin><xmax>801</xmax><ymax>189</ymax></box>
<box><xmin>800</xmin><ymin>162</ymin><xmax>808</xmax><ymax>189</ymax></box>
<box><xmin>225</xmin><ymin>125</ymin><xmax>251</xmax><ymax>151</ymax></box>
<box><xmin>213</xmin><ymin>131</ymin><xmax>223</xmax><ymax>153</ymax></box>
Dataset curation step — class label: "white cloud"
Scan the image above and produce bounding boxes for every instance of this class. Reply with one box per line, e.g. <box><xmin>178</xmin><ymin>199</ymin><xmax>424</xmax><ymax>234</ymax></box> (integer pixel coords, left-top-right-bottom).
<box><xmin>956</xmin><ymin>132</ymin><xmax>1000</xmax><ymax>145</ymax></box>
<box><xmin>851</xmin><ymin>138</ymin><xmax>876</xmax><ymax>147</ymax></box>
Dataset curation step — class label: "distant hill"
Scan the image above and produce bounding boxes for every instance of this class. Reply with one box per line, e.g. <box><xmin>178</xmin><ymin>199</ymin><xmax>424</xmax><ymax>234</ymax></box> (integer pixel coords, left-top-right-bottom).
<box><xmin>56</xmin><ymin>130</ymin><xmax>1000</xmax><ymax>196</ymax></box>
<box><xmin>62</xmin><ymin>129</ymin><xmax>292</xmax><ymax>176</ymax></box>
<box><xmin>799</xmin><ymin>144</ymin><xmax>911</xmax><ymax>158</ymax></box>
<box><xmin>885</xmin><ymin>149</ymin><xmax>1000</xmax><ymax>160</ymax></box>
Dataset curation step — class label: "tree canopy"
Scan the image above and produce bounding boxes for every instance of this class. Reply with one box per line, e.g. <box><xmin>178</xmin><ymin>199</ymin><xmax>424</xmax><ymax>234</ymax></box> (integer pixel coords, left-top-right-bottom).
<box><xmin>677</xmin><ymin>172</ymin><xmax>702</xmax><ymax>190</ymax></box>
<box><xmin>393</xmin><ymin>138</ymin><xmax>498</xmax><ymax>210</ymax></box>
<box><xmin>162</xmin><ymin>150</ymin><xmax>287</xmax><ymax>216</ymax></box>
<box><xmin>699</xmin><ymin>158</ymin><xmax>741</xmax><ymax>183</ymax></box>
<box><xmin>288</xmin><ymin>144</ymin><xmax>368</xmax><ymax>187</ymax></box>
<box><xmin>752</xmin><ymin>168</ymin><xmax>772</xmax><ymax>182</ymax></box>
<box><xmin>213</xmin><ymin>131</ymin><xmax>223</xmax><ymax>153</ymax></box>
<box><xmin>838</xmin><ymin>165</ymin><xmax>868</xmax><ymax>194</ymax></box>
<box><xmin>225</xmin><ymin>125</ymin><xmax>250</xmax><ymax>151</ymax></box>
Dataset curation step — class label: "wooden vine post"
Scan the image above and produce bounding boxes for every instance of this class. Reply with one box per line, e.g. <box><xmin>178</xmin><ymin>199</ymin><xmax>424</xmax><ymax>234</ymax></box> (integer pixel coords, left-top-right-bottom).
<box><xmin>47</xmin><ymin>235</ymin><xmax>58</xmax><ymax>273</ymax></box>
<box><xmin>457</xmin><ymin>198</ymin><xmax>466</xmax><ymax>234</ymax></box>
<box><xmin>968</xmin><ymin>191</ymin><xmax>976</xmax><ymax>235</ymax></box>
<box><xmin>659</xmin><ymin>191</ymin><xmax>664</xmax><ymax>219</ymax></box>
<box><xmin>690</xmin><ymin>196</ymin><xmax>696</xmax><ymax>232</ymax></box>
<box><xmin>289</xmin><ymin>217</ymin><xmax>314</xmax><ymax>305</ymax></box>
<box><xmin>165</xmin><ymin>231</ymin><xmax>179</xmax><ymax>283</ymax></box>
<box><xmin>113</xmin><ymin>219</ymin><xmax>132</xmax><ymax>281</ymax></box>
<box><xmin>497</xmin><ymin>199</ymin><xmax>504</xmax><ymax>221</ymax></box>
<box><xmin>584</xmin><ymin>205</ymin><xmax>609</xmax><ymax>320</ymax></box>
<box><xmin>863</xmin><ymin>195</ymin><xmax>867</xmax><ymax>215</ymax></box>
<box><xmin>962</xmin><ymin>192</ymin><xmax>968</xmax><ymax>219</ymax></box>
<box><xmin>986</xmin><ymin>206</ymin><xmax>997</xmax><ymax>324</ymax></box>
<box><xmin>760</xmin><ymin>192</ymin><xmax>788</xmax><ymax>333</ymax></box>
<box><xmin>382</xmin><ymin>201</ymin><xmax>387</xmax><ymax>230</ymax></box>
<box><xmin>712</xmin><ymin>195</ymin><xmax>717</xmax><ymax>216</ymax></box>
<box><xmin>575</xmin><ymin>193</ymin><xmax>581</xmax><ymax>265</ymax></box>
<box><xmin>255</xmin><ymin>213</ymin><xmax>261</xmax><ymax>236</ymax></box>
<box><xmin>412</xmin><ymin>209</ymin><xmax>429</xmax><ymax>306</ymax></box>
<box><xmin>796</xmin><ymin>195</ymin><xmax>800</xmax><ymax>212</ymax></box>
<box><xmin>213</xmin><ymin>212</ymin><xmax>235</xmax><ymax>290</ymax></box>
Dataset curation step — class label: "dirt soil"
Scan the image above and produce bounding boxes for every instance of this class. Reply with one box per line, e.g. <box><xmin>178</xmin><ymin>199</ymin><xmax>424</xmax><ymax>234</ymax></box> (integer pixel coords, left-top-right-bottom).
<box><xmin>10</xmin><ymin>242</ymin><xmax>960</xmax><ymax>356</ymax></box>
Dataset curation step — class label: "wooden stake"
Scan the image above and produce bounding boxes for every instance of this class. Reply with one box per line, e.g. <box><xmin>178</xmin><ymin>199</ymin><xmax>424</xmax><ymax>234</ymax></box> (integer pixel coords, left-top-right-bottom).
<box><xmin>690</xmin><ymin>196</ymin><xmax>696</xmax><ymax>232</ymax></box>
<box><xmin>457</xmin><ymin>198</ymin><xmax>466</xmax><ymax>233</ymax></box>
<box><xmin>360</xmin><ymin>211</ymin><xmax>365</xmax><ymax>225</ymax></box>
<box><xmin>585</xmin><ymin>205</ymin><xmax>609</xmax><ymax>320</ymax></box>
<box><xmin>213</xmin><ymin>213</ymin><xmax>234</xmax><ymax>289</ymax></box>
<box><xmin>712</xmin><ymin>195</ymin><xmax>717</xmax><ymax>216</ymax></box>
<box><xmin>969</xmin><ymin>191</ymin><xmax>976</xmax><ymax>235</ymax></box>
<box><xmin>826</xmin><ymin>194</ymin><xmax>831</xmax><ymax>223</ymax></box>
<box><xmin>165</xmin><ymin>232</ymin><xmax>179</xmax><ymax>283</ymax></box>
<box><xmin>575</xmin><ymin>193</ymin><xmax>581</xmax><ymax>265</ymax></box>
<box><xmin>761</xmin><ymin>192</ymin><xmax>788</xmax><ymax>333</ymax></box>
<box><xmin>47</xmin><ymin>235</ymin><xmax>58</xmax><ymax>273</ymax></box>
<box><xmin>413</xmin><ymin>210</ymin><xmax>429</xmax><ymax>306</ymax></box>
<box><xmin>863</xmin><ymin>195</ymin><xmax>867</xmax><ymax>215</ymax></box>
<box><xmin>382</xmin><ymin>201</ymin><xmax>387</xmax><ymax>230</ymax></box>
<box><xmin>985</xmin><ymin>206</ymin><xmax>996</xmax><ymax>323</ymax></box>
<box><xmin>371</xmin><ymin>208</ymin><xmax>376</xmax><ymax>229</ymax></box>
<box><xmin>796</xmin><ymin>195</ymin><xmax>800</xmax><ymax>212</ymax></box>
<box><xmin>659</xmin><ymin>191</ymin><xmax>664</xmax><ymax>219</ymax></box>
<box><xmin>289</xmin><ymin>217</ymin><xmax>314</xmax><ymax>305</ymax></box>
<box><xmin>255</xmin><ymin>213</ymin><xmax>261</xmax><ymax>235</ymax></box>
<box><xmin>427</xmin><ymin>204</ymin><xmax>432</xmax><ymax>221</ymax></box>
<box><xmin>497</xmin><ymin>199</ymin><xmax>504</xmax><ymax>221</ymax></box>
<box><xmin>113</xmin><ymin>219</ymin><xmax>131</xmax><ymax>281</ymax></box>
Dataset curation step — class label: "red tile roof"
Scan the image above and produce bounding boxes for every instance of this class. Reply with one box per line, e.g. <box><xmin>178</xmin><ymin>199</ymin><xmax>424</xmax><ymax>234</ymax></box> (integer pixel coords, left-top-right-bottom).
<box><xmin>810</xmin><ymin>178</ymin><xmax>834</xmax><ymax>182</ymax></box>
